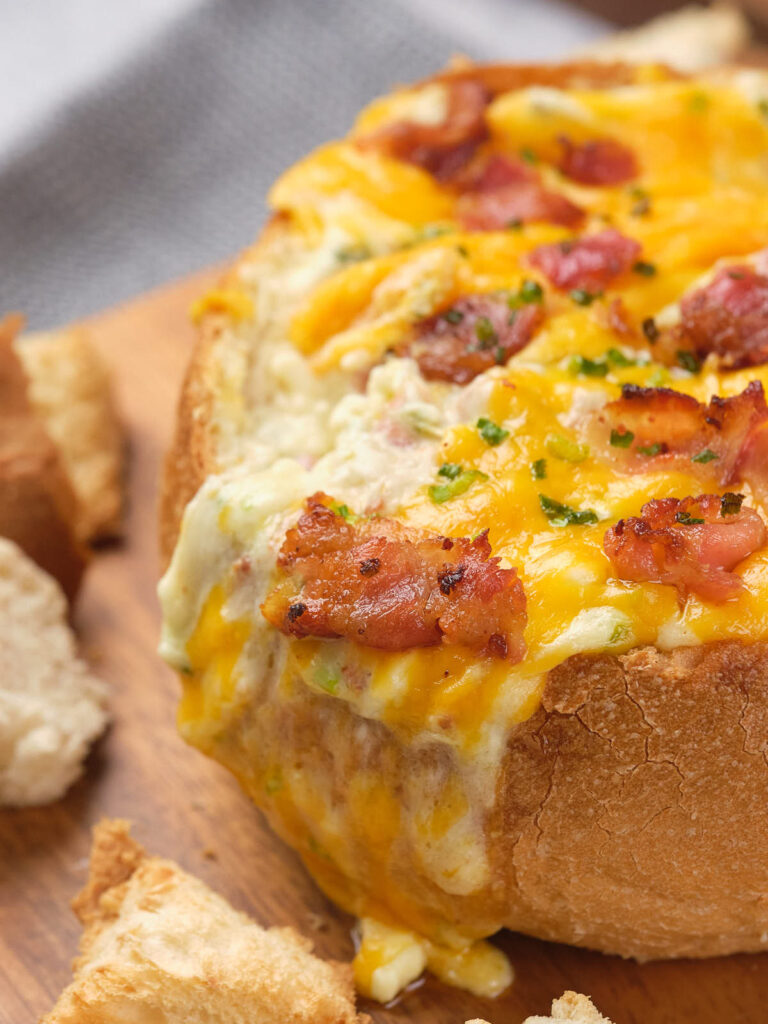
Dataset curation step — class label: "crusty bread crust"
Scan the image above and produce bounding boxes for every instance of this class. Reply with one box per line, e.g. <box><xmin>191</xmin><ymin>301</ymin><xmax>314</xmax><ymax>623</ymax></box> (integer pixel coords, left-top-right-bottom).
<box><xmin>160</xmin><ymin>62</ymin><xmax>768</xmax><ymax>958</ymax></box>
<box><xmin>0</xmin><ymin>315</ymin><xmax>86</xmax><ymax>600</ymax></box>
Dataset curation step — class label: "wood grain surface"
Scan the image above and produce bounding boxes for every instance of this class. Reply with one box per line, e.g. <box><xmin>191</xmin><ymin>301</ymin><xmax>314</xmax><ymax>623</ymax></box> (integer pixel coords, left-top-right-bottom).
<box><xmin>1</xmin><ymin>270</ymin><xmax>767</xmax><ymax>1024</ymax></box>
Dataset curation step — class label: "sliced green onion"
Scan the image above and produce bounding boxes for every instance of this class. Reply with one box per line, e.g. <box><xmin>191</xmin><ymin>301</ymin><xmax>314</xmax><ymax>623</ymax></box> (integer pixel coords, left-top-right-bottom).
<box><xmin>546</xmin><ymin>434</ymin><xmax>589</xmax><ymax>463</ymax></box>
<box><xmin>477</xmin><ymin>417</ymin><xmax>509</xmax><ymax>446</ymax></box>
<box><xmin>539</xmin><ymin>494</ymin><xmax>598</xmax><ymax>527</ymax></box>
<box><xmin>568</xmin><ymin>354</ymin><xmax>609</xmax><ymax>377</ymax></box>
<box><xmin>691</xmin><ymin>448</ymin><xmax>718</xmax><ymax>464</ymax></box>
<box><xmin>610</xmin><ymin>428</ymin><xmax>634</xmax><ymax>448</ymax></box>
<box><xmin>429</xmin><ymin>469</ymin><xmax>488</xmax><ymax>504</ymax></box>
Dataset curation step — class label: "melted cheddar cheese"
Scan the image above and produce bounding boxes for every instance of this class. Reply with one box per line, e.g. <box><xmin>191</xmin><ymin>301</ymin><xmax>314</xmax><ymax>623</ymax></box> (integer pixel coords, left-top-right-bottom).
<box><xmin>159</xmin><ymin>66</ymin><xmax>768</xmax><ymax>1000</ymax></box>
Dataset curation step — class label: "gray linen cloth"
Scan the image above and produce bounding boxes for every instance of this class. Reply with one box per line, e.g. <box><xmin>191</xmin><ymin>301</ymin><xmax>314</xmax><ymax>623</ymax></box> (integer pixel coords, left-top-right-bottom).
<box><xmin>0</xmin><ymin>0</ymin><xmax>605</xmax><ymax>327</ymax></box>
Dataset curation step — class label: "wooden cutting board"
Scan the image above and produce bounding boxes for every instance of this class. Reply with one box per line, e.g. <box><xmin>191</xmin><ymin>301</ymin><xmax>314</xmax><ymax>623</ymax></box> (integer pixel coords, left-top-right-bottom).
<box><xmin>1</xmin><ymin>271</ymin><xmax>766</xmax><ymax>1024</ymax></box>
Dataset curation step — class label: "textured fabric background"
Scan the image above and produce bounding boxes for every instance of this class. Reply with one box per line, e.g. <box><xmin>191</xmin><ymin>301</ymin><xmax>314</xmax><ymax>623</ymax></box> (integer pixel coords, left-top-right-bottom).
<box><xmin>0</xmin><ymin>0</ymin><xmax>606</xmax><ymax>327</ymax></box>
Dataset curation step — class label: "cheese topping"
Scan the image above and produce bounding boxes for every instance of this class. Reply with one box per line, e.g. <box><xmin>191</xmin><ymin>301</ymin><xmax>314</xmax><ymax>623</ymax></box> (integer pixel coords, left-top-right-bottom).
<box><xmin>159</xmin><ymin>67</ymin><xmax>768</xmax><ymax>1000</ymax></box>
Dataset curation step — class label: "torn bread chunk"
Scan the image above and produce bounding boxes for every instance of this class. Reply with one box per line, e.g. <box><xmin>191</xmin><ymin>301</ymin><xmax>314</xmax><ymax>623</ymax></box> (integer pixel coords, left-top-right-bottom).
<box><xmin>16</xmin><ymin>326</ymin><xmax>124</xmax><ymax>542</ymax></box>
<box><xmin>43</xmin><ymin>819</ymin><xmax>364</xmax><ymax>1024</ymax></box>
<box><xmin>468</xmin><ymin>990</ymin><xmax>614</xmax><ymax>1024</ymax></box>
<box><xmin>0</xmin><ymin>538</ymin><xmax>108</xmax><ymax>806</ymax></box>
<box><xmin>0</xmin><ymin>314</ymin><xmax>86</xmax><ymax>601</ymax></box>
<box><xmin>580</xmin><ymin>3</ymin><xmax>749</xmax><ymax>71</ymax></box>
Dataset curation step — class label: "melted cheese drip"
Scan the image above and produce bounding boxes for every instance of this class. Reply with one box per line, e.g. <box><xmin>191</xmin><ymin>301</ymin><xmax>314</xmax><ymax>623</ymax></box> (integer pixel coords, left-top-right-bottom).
<box><xmin>354</xmin><ymin>917</ymin><xmax>513</xmax><ymax>1004</ymax></box>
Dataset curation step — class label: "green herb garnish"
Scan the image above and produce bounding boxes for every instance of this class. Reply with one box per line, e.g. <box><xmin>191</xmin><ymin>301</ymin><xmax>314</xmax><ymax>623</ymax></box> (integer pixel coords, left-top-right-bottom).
<box><xmin>443</xmin><ymin>308</ymin><xmax>464</xmax><ymax>325</ymax></box>
<box><xmin>509</xmin><ymin>279</ymin><xmax>544</xmax><ymax>308</ymax></box>
<box><xmin>633</xmin><ymin>260</ymin><xmax>656</xmax><ymax>277</ymax></box>
<box><xmin>721</xmin><ymin>492</ymin><xmax>745</xmax><ymax>516</ymax></box>
<box><xmin>546</xmin><ymin>434</ymin><xmax>589</xmax><ymax>463</ymax></box>
<box><xmin>333</xmin><ymin>503</ymin><xmax>358</xmax><ymax>522</ymax></box>
<box><xmin>477</xmin><ymin>417</ymin><xmax>509</xmax><ymax>446</ymax></box>
<box><xmin>531</xmin><ymin>458</ymin><xmax>547</xmax><ymax>480</ymax></box>
<box><xmin>539</xmin><ymin>494</ymin><xmax>598</xmax><ymax>527</ymax></box>
<box><xmin>691</xmin><ymin>448</ymin><xmax>718</xmax><ymax>464</ymax></box>
<box><xmin>313</xmin><ymin>664</ymin><xmax>340</xmax><ymax>694</ymax></box>
<box><xmin>610</xmin><ymin>428</ymin><xmax>634</xmax><ymax>448</ymax></box>
<box><xmin>429</xmin><ymin>468</ymin><xmax>488</xmax><ymax>504</ymax></box>
<box><xmin>676</xmin><ymin>349</ymin><xmax>701</xmax><ymax>373</ymax></box>
<box><xmin>569</xmin><ymin>354</ymin><xmax>609</xmax><ymax>377</ymax></box>
<box><xmin>475</xmin><ymin>316</ymin><xmax>498</xmax><ymax>349</ymax></box>
<box><xmin>606</xmin><ymin>347</ymin><xmax>634</xmax><ymax>367</ymax></box>
<box><xmin>438</xmin><ymin>462</ymin><xmax>463</xmax><ymax>479</ymax></box>
<box><xmin>336</xmin><ymin>244</ymin><xmax>370</xmax><ymax>265</ymax></box>
<box><xmin>570</xmin><ymin>288</ymin><xmax>601</xmax><ymax>306</ymax></box>
<box><xmin>520</xmin><ymin>147</ymin><xmax>538</xmax><ymax>164</ymax></box>
<box><xmin>676</xmin><ymin>510</ymin><xmax>705</xmax><ymax>525</ymax></box>
<box><xmin>637</xmin><ymin>442</ymin><xmax>663</xmax><ymax>456</ymax></box>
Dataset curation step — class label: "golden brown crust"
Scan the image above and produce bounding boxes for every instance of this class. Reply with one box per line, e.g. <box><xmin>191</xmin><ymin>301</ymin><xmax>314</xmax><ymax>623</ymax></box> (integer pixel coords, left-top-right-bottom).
<box><xmin>0</xmin><ymin>315</ymin><xmax>86</xmax><ymax>601</ymax></box>
<box><xmin>160</xmin><ymin>62</ymin><xmax>768</xmax><ymax>959</ymax></box>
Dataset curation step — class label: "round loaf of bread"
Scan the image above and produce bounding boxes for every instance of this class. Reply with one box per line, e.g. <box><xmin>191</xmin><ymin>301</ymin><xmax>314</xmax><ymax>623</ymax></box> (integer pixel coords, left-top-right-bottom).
<box><xmin>159</xmin><ymin>62</ymin><xmax>768</xmax><ymax>982</ymax></box>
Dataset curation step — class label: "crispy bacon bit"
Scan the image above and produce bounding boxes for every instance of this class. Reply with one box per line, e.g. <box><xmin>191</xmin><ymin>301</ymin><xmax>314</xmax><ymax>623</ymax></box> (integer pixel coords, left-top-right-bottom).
<box><xmin>358</xmin><ymin>80</ymin><xmax>489</xmax><ymax>182</ymax></box>
<box><xmin>456</xmin><ymin>154</ymin><xmax>584</xmax><ymax>230</ymax></box>
<box><xmin>528</xmin><ymin>229</ymin><xmax>641</xmax><ymax>292</ymax></box>
<box><xmin>678</xmin><ymin>265</ymin><xmax>768</xmax><ymax>368</ymax></box>
<box><xmin>401</xmin><ymin>293</ymin><xmax>544</xmax><ymax>385</ymax></box>
<box><xmin>604</xmin><ymin>495</ymin><xmax>766</xmax><ymax>603</ymax></box>
<box><xmin>261</xmin><ymin>494</ymin><xmax>527</xmax><ymax>660</ymax></box>
<box><xmin>558</xmin><ymin>136</ymin><xmax>638</xmax><ymax>186</ymax></box>
<box><xmin>589</xmin><ymin>381</ymin><xmax>768</xmax><ymax>503</ymax></box>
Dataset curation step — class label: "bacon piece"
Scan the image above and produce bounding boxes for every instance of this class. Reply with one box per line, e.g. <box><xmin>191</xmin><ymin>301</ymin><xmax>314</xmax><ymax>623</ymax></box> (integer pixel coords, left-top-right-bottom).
<box><xmin>589</xmin><ymin>381</ymin><xmax>768</xmax><ymax>504</ymax></box>
<box><xmin>358</xmin><ymin>80</ymin><xmax>489</xmax><ymax>182</ymax></box>
<box><xmin>678</xmin><ymin>265</ymin><xmax>768</xmax><ymax>368</ymax></box>
<box><xmin>604</xmin><ymin>495</ymin><xmax>766</xmax><ymax>603</ymax></box>
<box><xmin>528</xmin><ymin>229</ymin><xmax>641</xmax><ymax>292</ymax></box>
<box><xmin>401</xmin><ymin>293</ymin><xmax>544</xmax><ymax>385</ymax></box>
<box><xmin>558</xmin><ymin>136</ymin><xmax>638</xmax><ymax>186</ymax></box>
<box><xmin>261</xmin><ymin>494</ymin><xmax>527</xmax><ymax>660</ymax></box>
<box><xmin>456</xmin><ymin>154</ymin><xmax>584</xmax><ymax>230</ymax></box>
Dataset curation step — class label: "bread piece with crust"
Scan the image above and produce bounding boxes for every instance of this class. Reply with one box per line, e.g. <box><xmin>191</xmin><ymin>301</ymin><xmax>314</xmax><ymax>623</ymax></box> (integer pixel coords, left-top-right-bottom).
<box><xmin>0</xmin><ymin>537</ymin><xmax>108</xmax><ymax>806</ymax></box>
<box><xmin>470</xmin><ymin>991</ymin><xmax>614</xmax><ymax>1024</ymax></box>
<box><xmin>16</xmin><ymin>326</ymin><xmax>124</xmax><ymax>543</ymax></box>
<box><xmin>0</xmin><ymin>315</ymin><xmax>85</xmax><ymax>600</ymax></box>
<box><xmin>579</xmin><ymin>4</ymin><xmax>749</xmax><ymax>71</ymax></box>
<box><xmin>43</xmin><ymin>819</ymin><xmax>365</xmax><ymax>1024</ymax></box>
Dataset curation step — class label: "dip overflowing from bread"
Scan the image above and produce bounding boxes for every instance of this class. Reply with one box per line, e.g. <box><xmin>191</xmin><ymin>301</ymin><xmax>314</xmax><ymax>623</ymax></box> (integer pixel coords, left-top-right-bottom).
<box><xmin>159</xmin><ymin>61</ymin><xmax>768</xmax><ymax>997</ymax></box>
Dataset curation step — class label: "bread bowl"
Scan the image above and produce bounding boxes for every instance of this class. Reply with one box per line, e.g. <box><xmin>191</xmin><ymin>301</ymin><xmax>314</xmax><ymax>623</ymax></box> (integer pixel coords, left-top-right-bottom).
<box><xmin>159</xmin><ymin>60</ymin><xmax>768</xmax><ymax>999</ymax></box>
